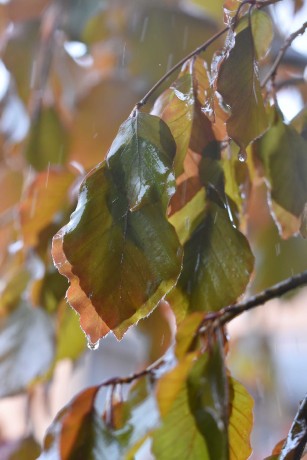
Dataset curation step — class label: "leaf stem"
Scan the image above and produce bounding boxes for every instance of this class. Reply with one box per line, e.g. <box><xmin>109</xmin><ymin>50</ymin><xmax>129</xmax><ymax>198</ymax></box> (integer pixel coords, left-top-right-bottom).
<box><xmin>261</xmin><ymin>21</ymin><xmax>307</xmax><ymax>88</ymax></box>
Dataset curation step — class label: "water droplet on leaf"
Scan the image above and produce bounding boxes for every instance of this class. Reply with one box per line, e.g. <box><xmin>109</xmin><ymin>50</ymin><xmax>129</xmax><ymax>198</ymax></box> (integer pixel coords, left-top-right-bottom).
<box><xmin>87</xmin><ymin>339</ymin><xmax>100</xmax><ymax>351</ymax></box>
<box><xmin>238</xmin><ymin>149</ymin><xmax>247</xmax><ymax>163</ymax></box>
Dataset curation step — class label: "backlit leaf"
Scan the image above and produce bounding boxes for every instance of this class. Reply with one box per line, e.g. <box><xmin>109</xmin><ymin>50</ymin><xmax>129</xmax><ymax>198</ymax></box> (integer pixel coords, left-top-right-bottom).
<box><xmin>20</xmin><ymin>169</ymin><xmax>75</xmax><ymax>247</ymax></box>
<box><xmin>151</xmin><ymin>61</ymin><xmax>195</xmax><ymax>176</ymax></box>
<box><xmin>52</xmin><ymin>112</ymin><xmax>182</xmax><ymax>342</ymax></box>
<box><xmin>187</xmin><ymin>334</ymin><xmax>229</xmax><ymax>460</ymax></box>
<box><xmin>0</xmin><ymin>303</ymin><xmax>54</xmax><ymax>397</ymax></box>
<box><xmin>172</xmin><ymin>199</ymin><xmax>254</xmax><ymax>313</ymax></box>
<box><xmin>217</xmin><ymin>26</ymin><xmax>268</xmax><ymax>149</ymax></box>
<box><xmin>236</xmin><ymin>10</ymin><xmax>274</xmax><ymax>60</ymax></box>
<box><xmin>175</xmin><ymin>312</ymin><xmax>204</xmax><ymax>359</ymax></box>
<box><xmin>255</xmin><ymin>112</ymin><xmax>307</xmax><ymax>221</ymax></box>
<box><xmin>228</xmin><ymin>378</ymin><xmax>254</xmax><ymax>460</ymax></box>
<box><xmin>39</xmin><ymin>386</ymin><xmax>109</xmax><ymax>460</ymax></box>
<box><xmin>152</xmin><ymin>355</ymin><xmax>210</xmax><ymax>460</ymax></box>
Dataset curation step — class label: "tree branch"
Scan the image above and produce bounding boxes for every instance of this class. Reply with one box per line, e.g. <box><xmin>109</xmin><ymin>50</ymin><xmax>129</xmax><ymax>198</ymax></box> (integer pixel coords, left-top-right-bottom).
<box><xmin>198</xmin><ymin>270</ymin><xmax>307</xmax><ymax>332</ymax></box>
<box><xmin>261</xmin><ymin>21</ymin><xmax>307</xmax><ymax>88</ymax></box>
<box><xmin>134</xmin><ymin>0</ymin><xmax>282</xmax><ymax>111</ymax></box>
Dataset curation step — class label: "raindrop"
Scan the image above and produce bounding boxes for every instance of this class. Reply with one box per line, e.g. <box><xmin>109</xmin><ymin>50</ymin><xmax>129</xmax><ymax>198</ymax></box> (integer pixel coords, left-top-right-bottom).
<box><xmin>87</xmin><ymin>339</ymin><xmax>100</xmax><ymax>351</ymax></box>
<box><xmin>238</xmin><ymin>149</ymin><xmax>247</xmax><ymax>163</ymax></box>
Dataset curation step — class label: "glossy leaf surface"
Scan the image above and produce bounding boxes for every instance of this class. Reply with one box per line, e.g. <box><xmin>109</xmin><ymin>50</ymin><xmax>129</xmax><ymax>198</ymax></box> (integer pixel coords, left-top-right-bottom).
<box><xmin>52</xmin><ymin>112</ymin><xmax>182</xmax><ymax>342</ymax></box>
<box><xmin>173</xmin><ymin>199</ymin><xmax>254</xmax><ymax>313</ymax></box>
<box><xmin>152</xmin><ymin>355</ymin><xmax>210</xmax><ymax>460</ymax></box>
<box><xmin>255</xmin><ymin>113</ymin><xmax>307</xmax><ymax>222</ymax></box>
<box><xmin>187</xmin><ymin>337</ymin><xmax>229</xmax><ymax>460</ymax></box>
<box><xmin>217</xmin><ymin>26</ymin><xmax>268</xmax><ymax>149</ymax></box>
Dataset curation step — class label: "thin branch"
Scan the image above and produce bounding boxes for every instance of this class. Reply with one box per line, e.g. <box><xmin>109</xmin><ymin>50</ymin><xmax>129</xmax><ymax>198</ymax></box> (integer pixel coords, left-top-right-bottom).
<box><xmin>98</xmin><ymin>354</ymin><xmax>169</xmax><ymax>388</ymax></box>
<box><xmin>198</xmin><ymin>270</ymin><xmax>307</xmax><ymax>332</ymax></box>
<box><xmin>134</xmin><ymin>26</ymin><xmax>229</xmax><ymax>110</ymax></box>
<box><xmin>275</xmin><ymin>76</ymin><xmax>306</xmax><ymax>90</ymax></box>
<box><xmin>261</xmin><ymin>21</ymin><xmax>307</xmax><ymax>88</ymax></box>
<box><xmin>134</xmin><ymin>0</ymin><xmax>282</xmax><ymax>111</ymax></box>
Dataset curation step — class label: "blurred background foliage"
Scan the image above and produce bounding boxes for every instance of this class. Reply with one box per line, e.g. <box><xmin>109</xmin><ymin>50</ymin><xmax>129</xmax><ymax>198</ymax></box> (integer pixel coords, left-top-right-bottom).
<box><xmin>0</xmin><ymin>0</ymin><xmax>306</xmax><ymax>459</ymax></box>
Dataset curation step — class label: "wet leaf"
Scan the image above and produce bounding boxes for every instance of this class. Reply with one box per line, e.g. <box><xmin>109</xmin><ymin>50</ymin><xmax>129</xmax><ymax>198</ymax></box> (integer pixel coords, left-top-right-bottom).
<box><xmin>172</xmin><ymin>199</ymin><xmax>254</xmax><ymax>314</ymax></box>
<box><xmin>236</xmin><ymin>10</ymin><xmax>274</xmax><ymax>60</ymax></box>
<box><xmin>228</xmin><ymin>378</ymin><xmax>254</xmax><ymax>460</ymax></box>
<box><xmin>255</xmin><ymin>112</ymin><xmax>307</xmax><ymax>222</ymax></box>
<box><xmin>20</xmin><ymin>168</ymin><xmax>75</xmax><ymax>247</ymax></box>
<box><xmin>217</xmin><ymin>26</ymin><xmax>268</xmax><ymax>149</ymax></box>
<box><xmin>0</xmin><ymin>303</ymin><xmax>54</xmax><ymax>397</ymax></box>
<box><xmin>39</xmin><ymin>386</ymin><xmax>109</xmax><ymax>460</ymax></box>
<box><xmin>151</xmin><ymin>61</ymin><xmax>195</xmax><ymax>176</ymax></box>
<box><xmin>187</xmin><ymin>334</ymin><xmax>229</xmax><ymax>460</ymax></box>
<box><xmin>24</xmin><ymin>107</ymin><xmax>69</xmax><ymax>171</ymax></box>
<box><xmin>52</xmin><ymin>112</ymin><xmax>182</xmax><ymax>342</ymax></box>
<box><xmin>152</xmin><ymin>354</ymin><xmax>210</xmax><ymax>460</ymax></box>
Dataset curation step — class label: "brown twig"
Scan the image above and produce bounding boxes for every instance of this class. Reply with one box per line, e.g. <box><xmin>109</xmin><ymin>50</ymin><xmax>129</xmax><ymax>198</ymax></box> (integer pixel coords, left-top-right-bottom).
<box><xmin>261</xmin><ymin>21</ymin><xmax>307</xmax><ymax>88</ymax></box>
<box><xmin>134</xmin><ymin>0</ymin><xmax>282</xmax><ymax>111</ymax></box>
<box><xmin>198</xmin><ymin>270</ymin><xmax>307</xmax><ymax>333</ymax></box>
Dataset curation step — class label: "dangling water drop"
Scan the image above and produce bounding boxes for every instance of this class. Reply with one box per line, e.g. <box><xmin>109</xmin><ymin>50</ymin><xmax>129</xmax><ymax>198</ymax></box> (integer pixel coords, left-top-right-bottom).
<box><xmin>87</xmin><ymin>338</ymin><xmax>100</xmax><ymax>351</ymax></box>
<box><xmin>238</xmin><ymin>149</ymin><xmax>247</xmax><ymax>163</ymax></box>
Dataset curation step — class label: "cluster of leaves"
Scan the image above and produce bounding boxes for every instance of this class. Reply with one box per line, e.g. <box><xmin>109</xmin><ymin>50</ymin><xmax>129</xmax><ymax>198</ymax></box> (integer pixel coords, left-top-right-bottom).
<box><xmin>0</xmin><ymin>0</ymin><xmax>307</xmax><ymax>459</ymax></box>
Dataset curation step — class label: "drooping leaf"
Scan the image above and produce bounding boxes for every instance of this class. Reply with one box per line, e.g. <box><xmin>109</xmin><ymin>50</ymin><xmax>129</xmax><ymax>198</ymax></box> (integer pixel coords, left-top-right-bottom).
<box><xmin>236</xmin><ymin>10</ymin><xmax>274</xmax><ymax>60</ymax></box>
<box><xmin>152</xmin><ymin>354</ymin><xmax>210</xmax><ymax>460</ymax></box>
<box><xmin>217</xmin><ymin>26</ymin><xmax>268</xmax><ymax>149</ymax></box>
<box><xmin>255</xmin><ymin>111</ymin><xmax>307</xmax><ymax>236</ymax></box>
<box><xmin>228</xmin><ymin>378</ymin><xmax>254</xmax><ymax>460</ymax></box>
<box><xmin>291</xmin><ymin>105</ymin><xmax>307</xmax><ymax>141</ymax></box>
<box><xmin>0</xmin><ymin>303</ymin><xmax>54</xmax><ymax>397</ymax></box>
<box><xmin>187</xmin><ymin>333</ymin><xmax>229</xmax><ymax>460</ymax></box>
<box><xmin>20</xmin><ymin>169</ymin><xmax>75</xmax><ymax>247</ymax></box>
<box><xmin>151</xmin><ymin>61</ymin><xmax>195</xmax><ymax>176</ymax></box>
<box><xmin>24</xmin><ymin>107</ymin><xmax>69</xmax><ymax>171</ymax></box>
<box><xmin>39</xmin><ymin>386</ymin><xmax>110</xmax><ymax>460</ymax></box>
<box><xmin>52</xmin><ymin>112</ymin><xmax>182</xmax><ymax>342</ymax></box>
<box><xmin>175</xmin><ymin>312</ymin><xmax>204</xmax><ymax>360</ymax></box>
<box><xmin>171</xmin><ymin>198</ymin><xmax>254</xmax><ymax>314</ymax></box>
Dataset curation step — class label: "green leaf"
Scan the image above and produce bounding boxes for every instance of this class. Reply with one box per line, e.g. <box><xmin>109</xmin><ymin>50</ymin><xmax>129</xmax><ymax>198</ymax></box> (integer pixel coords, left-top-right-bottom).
<box><xmin>187</xmin><ymin>333</ymin><xmax>229</xmax><ymax>460</ymax></box>
<box><xmin>152</xmin><ymin>355</ymin><xmax>210</xmax><ymax>460</ymax></box>
<box><xmin>172</xmin><ymin>199</ymin><xmax>254</xmax><ymax>313</ymax></box>
<box><xmin>236</xmin><ymin>10</ymin><xmax>274</xmax><ymax>60</ymax></box>
<box><xmin>291</xmin><ymin>105</ymin><xmax>307</xmax><ymax>141</ymax></box>
<box><xmin>228</xmin><ymin>378</ymin><xmax>254</xmax><ymax>460</ymax></box>
<box><xmin>24</xmin><ymin>107</ymin><xmax>69</xmax><ymax>171</ymax></box>
<box><xmin>255</xmin><ymin>112</ymin><xmax>307</xmax><ymax>219</ymax></box>
<box><xmin>175</xmin><ymin>312</ymin><xmax>204</xmax><ymax>360</ymax></box>
<box><xmin>151</xmin><ymin>62</ymin><xmax>195</xmax><ymax>176</ymax></box>
<box><xmin>52</xmin><ymin>112</ymin><xmax>182</xmax><ymax>342</ymax></box>
<box><xmin>217</xmin><ymin>26</ymin><xmax>268</xmax><ymax>149</ymax></box>
<box><xmin>0</xmin><ymin>303</ymin><xmax>54</xmax><ymax>397</ymax></box>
